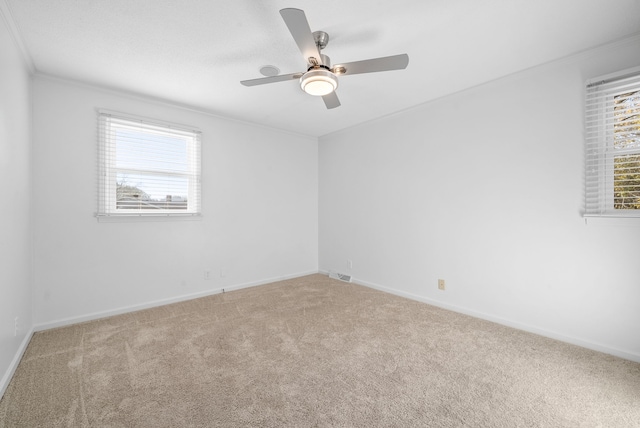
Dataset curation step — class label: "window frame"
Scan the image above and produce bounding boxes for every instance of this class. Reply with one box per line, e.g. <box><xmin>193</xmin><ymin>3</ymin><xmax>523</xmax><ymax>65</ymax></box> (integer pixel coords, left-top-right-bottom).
<box><xmin>584</xmin><ymin>67</ymin><xmax>640</xmax><ymax>218</ymax></box>
<box><xmin>97</xmin><ymin>110</ymin><xmax>202</xmax><ymax>219</ymax></box>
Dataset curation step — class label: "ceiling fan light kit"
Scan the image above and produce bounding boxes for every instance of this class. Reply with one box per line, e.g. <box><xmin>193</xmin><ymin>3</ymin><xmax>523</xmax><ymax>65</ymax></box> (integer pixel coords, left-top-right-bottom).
<box><xmin>300</xmin><ymin>69</ymin><xmax>338</xmax><ymax>96</ymax></box>
<box><xmin>240</xmin><ymin>8</ymin><xmax>409</xmax><ymax>109</ymax></box>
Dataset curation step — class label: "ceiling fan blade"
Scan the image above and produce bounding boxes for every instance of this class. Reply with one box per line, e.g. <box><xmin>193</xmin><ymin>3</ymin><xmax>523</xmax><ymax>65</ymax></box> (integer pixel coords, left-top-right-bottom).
<box><xmin>240</xmin><ymin>72</ymin><xmax>302</xmax><ymax>87</ymax></box>
<box><xmin>335</xmin><ymin>54</ymin><xmax>409</xmax><ymax>76</ymax></box>
<box><xmin>280</xmin><ymin>8</ymin><xmax>323</xmax><ymax>65</ymax></box>
<box><xmin>322</xmin><ymin>92</ymin><xmax>340</xmax><ymax>109</ymax></box>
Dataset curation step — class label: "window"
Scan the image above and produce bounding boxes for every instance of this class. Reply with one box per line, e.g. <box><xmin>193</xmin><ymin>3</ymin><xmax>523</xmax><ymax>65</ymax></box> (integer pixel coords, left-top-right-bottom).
<box><xmin>585</xmin><ymin>67</ymin><xmax>640</xmax><ymax>217</ymax></box>
<box><xmin>97</xmin><ymin>111</ymin><xmax>201</xmax><ymax>218</ymax></box>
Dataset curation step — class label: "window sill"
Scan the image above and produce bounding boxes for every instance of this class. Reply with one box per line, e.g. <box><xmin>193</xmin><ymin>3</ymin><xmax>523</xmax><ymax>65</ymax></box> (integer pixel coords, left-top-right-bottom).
<box><xmin>583</xmin><ymin>215</ymin><xmax>640</xmax><ymax>226</ymax></box>
<box><xmin>96</xmin><ymin>213</ymin><xmax>203</xmax><ymax>223</ymax></box>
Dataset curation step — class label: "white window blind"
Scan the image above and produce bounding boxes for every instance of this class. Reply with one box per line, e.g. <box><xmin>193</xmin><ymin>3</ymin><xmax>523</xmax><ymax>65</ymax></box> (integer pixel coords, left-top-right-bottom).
<box><xmin>97</xmin><ymin>111</ymin><xmax>201</xmax><ymax>218</ymax></box>
<box><xmin>585</xmin><ymin>67</ymin><xmax>640</xmax><ymax>217</ymax></box>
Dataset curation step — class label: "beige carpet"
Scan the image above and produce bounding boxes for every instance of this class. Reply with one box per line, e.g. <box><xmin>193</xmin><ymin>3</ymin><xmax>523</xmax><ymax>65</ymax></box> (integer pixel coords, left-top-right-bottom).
<box><xmin>1</xmin><ymin>274</ymin><xmax>639</xmax><ymax>427</ymax></box>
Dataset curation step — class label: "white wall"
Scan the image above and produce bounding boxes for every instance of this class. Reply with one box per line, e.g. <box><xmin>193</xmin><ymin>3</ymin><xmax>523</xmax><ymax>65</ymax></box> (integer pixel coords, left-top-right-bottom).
<box><xmin>31</xmin><ymin>77</ymin><xmax>318</xmax><ymax>326</ymax></box>
<box><xmin>0</xmin><ymin>11</ymin><xmax>33</xmax><ymax>394</ymax></box>
<box><xmin>319</xmin><ymin>36</ymin><xmax>640</xmax><ymax>362</ymax></box>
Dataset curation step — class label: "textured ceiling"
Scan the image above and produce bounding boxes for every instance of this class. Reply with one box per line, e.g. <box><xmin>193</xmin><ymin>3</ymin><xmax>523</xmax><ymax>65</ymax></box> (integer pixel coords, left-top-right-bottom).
<box><xmin>5</xmin><ymin>0</ymin><xmax>640</xmax><ymax>137</ymax></box>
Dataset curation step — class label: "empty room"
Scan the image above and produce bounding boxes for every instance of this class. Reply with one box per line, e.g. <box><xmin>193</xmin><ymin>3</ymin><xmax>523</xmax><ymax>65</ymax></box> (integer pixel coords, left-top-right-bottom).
<box><xmin>1</xmin><ymin>0</ymin><xmax>640</xmax><ymax>426</ymax></box>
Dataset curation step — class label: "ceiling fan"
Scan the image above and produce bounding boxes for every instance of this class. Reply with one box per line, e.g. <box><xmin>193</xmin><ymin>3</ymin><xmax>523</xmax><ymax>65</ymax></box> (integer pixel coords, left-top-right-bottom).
<box><xmin>240</xmin><ymin>8</ymin><xmax>409</xmax><ymax>109</ymax></box>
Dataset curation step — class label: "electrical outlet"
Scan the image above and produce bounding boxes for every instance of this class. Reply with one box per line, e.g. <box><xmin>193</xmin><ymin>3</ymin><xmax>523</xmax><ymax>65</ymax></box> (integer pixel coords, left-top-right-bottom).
<box><xmin>14</xmin><ymin>317</ymin><xmax>19</xmax><ymax>337</ymax></box>
<box><xmin>438</xmin><ymin>279</ymin><xmax>446</xmax><ymax>291</ymax></box>
<box><xmin>204</xmin><ymin>270</ymin><xmax>211</xmax><ymax>280</ymax></box>
<box><xmin>347</xmin><ymin>259</ymin><xmax>353</xmax><ymax>270</ymax></box>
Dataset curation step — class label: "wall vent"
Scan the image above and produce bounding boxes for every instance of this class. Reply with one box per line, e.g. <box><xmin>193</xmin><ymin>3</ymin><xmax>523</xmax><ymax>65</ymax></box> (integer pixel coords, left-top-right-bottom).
<box><xmin>329</xmin><ymin>271</ymin><xmax>352</xmax><ymax>283</ymax></box>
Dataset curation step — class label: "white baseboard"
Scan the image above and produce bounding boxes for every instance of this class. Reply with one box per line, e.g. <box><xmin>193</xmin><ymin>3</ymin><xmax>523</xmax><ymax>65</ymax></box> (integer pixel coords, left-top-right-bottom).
<box><xmin>0</xmin><ymin>327</ymin><xmax>34</xmax><ymax>400</ymax></box>
<box><xmin>322</xmin><ymin>272</ymin><xmax>640</xmax><ymax>364</ymax></box>
<box><xmin>34</xmin><ymin>270</ymin><xmax>319</xmax><ymax>332</ymax></box>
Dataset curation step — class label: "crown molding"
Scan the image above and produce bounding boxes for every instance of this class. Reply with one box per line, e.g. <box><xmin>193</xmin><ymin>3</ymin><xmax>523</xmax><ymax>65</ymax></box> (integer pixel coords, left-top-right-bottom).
<box><xmin>0</xmin><ymin>0</ymin><xmax>35</xmax><ymax>73</ymax></box>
